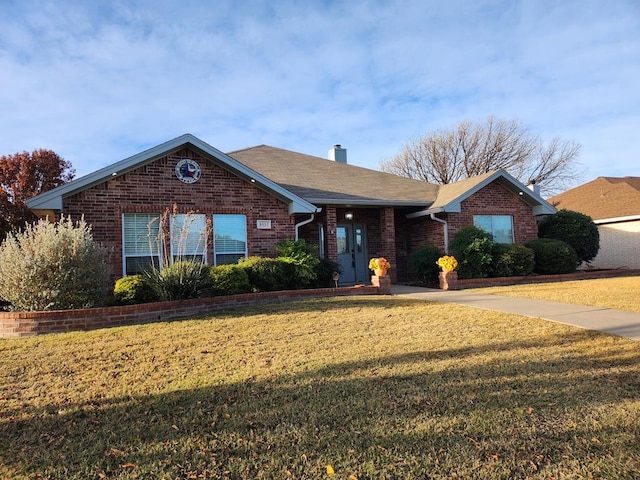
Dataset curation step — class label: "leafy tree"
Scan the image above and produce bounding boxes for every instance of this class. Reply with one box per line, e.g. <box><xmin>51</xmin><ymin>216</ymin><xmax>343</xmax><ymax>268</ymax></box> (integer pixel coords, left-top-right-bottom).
<box><xmin>380</xmin><ymin>116</ymin><xmax>582</xmax><ymax>195</ymax></box>
<box><xmin>538</xmin><ymin>209</ymin><xmax>600</xmax><ymax>265</ymax></box>
<box><xmin>0</xmin><ymin>149</ymin><xmax>75</xmax><ymax>240</ymax></box>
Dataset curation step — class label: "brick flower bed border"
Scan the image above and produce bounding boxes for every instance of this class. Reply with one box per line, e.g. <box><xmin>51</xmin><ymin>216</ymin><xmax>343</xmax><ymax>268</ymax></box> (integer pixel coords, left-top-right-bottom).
<box><xmin>0</xmin><ymin>284</ymin><xmax>385</xmax><ymax>338</ymax></box>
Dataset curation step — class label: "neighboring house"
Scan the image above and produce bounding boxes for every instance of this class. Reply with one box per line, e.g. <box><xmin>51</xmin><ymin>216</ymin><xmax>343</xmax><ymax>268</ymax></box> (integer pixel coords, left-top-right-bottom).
<box><xmin>549</xmin><ymin>177</ymin><xmax>640</xmax><ymax>269</ymax></box>
<box><xmin>26</xmin><ymin>134</ymin><xmax>555</xmax><ymax>284</ymax></box>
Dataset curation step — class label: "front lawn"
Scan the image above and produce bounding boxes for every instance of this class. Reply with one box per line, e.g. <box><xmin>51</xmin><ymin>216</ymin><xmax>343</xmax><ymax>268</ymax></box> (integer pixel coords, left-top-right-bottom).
<box><xmin>2</xmin><ymin>297</ymin><xmax>639</xmax><ymax>479</ymax></box>
<box><xmin>470</xmin><ymin>275</ymin><xmax>640</xmax><ymax>313</ymax></box>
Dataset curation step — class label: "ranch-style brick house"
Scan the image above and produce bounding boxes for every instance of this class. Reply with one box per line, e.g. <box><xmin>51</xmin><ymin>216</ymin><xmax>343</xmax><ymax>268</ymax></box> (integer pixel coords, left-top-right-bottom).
<box><xmin>26</xmin><ymin>134</ymin><xmax>556</xmax><ymax>284</ymax></box>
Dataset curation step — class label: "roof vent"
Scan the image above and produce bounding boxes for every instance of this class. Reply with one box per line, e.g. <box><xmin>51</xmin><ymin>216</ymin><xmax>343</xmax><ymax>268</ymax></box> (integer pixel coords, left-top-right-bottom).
<box><xmin>328</xmin><ymin>144</ymin><xmax>347</xmax><ymax>164</ymax></box>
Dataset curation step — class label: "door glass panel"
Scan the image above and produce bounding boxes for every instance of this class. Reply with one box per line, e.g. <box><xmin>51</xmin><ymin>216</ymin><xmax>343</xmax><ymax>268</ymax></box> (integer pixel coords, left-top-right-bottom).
<box><xmin>337</xmin><ymin>227</ymin><xmax>349</xmax><ymax>254</ymax></box>
<box><xmin>355</xmin><ymin>227</ymin><xmax>363</xmax><ymax>253</ymax></box>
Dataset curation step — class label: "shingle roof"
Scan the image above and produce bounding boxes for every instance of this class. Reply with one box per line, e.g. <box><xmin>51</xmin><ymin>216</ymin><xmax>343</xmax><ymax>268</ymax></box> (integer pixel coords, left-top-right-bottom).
<box><xmin>548</xmin><ymin>177</ymin><xmax>640</xmax><ymax>221</ymax></box>
<box><xmin>227</xmin><ymin>145</ymin><xmax>438</xmax><ymax>206</ymax></box>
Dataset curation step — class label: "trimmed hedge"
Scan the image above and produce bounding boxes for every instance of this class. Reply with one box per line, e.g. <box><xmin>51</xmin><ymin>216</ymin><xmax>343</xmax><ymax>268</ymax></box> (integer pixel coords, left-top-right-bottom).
<box><xmin>524</xmin><ymin>238</ymin><xmax>578</xmax><ymax>275</ymax></box>
<box><xmin>409</xmin><ymin>243</ymin><xmax>444</xmax><ymax>284</ymax></box>
<box><xmin>209</xmin><ymin>264</ymin><xmax>252</xmax><ymax>296</ymax></box>
<box><xmin>538</xmin><ymin>209</ymin><xmax>600</xmax><ymax>265</ymax></box>
<box><xmin>113</xmin><ymin>275</ymin><xmax>158</xmax><ymax>305</ymax></box>
<box><xmin>491</xmin><ymin>243</ymin><xmax>535</xmax><ymax>277</ymax></box>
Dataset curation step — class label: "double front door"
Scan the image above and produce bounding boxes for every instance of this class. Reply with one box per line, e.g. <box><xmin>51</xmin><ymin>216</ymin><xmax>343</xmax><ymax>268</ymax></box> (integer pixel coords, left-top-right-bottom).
<box><xmin>336</xmin><ymin>224</ymin><xmax>368</xmax><ymax>285</ymax></box>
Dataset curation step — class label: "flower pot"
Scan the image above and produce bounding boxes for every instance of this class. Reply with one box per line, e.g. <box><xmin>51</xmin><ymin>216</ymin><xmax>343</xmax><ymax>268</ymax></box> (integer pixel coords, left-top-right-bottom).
<box><xmin>374</xmin><ymin>268</ymin><xmax>388</xmax><ymax>277</ymax></box>
<box><xmin>439</xmin><ymin>270</ymin><xmax>458</xmax><ymax>290</ymax></box>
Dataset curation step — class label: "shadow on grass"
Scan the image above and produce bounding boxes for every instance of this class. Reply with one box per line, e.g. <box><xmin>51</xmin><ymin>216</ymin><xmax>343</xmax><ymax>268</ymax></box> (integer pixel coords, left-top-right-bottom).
<box><xmin>2</xmin><ymin>324</ymin><xmax>640</xmax><ymax>479</ymax></box>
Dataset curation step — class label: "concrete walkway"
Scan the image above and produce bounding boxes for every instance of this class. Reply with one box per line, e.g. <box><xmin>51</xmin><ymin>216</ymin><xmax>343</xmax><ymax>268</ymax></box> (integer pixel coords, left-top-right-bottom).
<box><xmin>391</xmin><ymin>284</ymin><xmax>640</xmax><ymax>341</ymax></box>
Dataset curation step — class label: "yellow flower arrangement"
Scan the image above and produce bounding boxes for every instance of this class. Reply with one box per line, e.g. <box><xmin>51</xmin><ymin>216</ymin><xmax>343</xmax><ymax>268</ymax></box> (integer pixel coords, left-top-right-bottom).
<box><xmin>368</xmin><ymin>257</ymin><xmax>391</xmax><ymax>271</ymax></box>
<box><xmin>436</xmin><ymin>255</ymin><xmax>458</xmax><ymax>272</ymax></box>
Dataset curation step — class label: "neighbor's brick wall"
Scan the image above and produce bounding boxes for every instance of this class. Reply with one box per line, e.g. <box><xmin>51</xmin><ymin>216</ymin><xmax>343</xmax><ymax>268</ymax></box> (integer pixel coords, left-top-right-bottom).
<box><xmin>590</xmin><ymin>220</ymin><xmax>640</xmax><ymax>269</ymax></box>
<box><xmin>62</xmin><ymin>148</ymin><xmax>294</xmax><ymax>279</ymax></box>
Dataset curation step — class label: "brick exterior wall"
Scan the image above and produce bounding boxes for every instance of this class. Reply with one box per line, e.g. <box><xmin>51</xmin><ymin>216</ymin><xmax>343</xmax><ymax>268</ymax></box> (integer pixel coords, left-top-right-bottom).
<box><xmin>445</xmin><ymin>181</ymin><xmax>539</xmax><ymax>244</ymax></box>
<box><xmin>62</xmin><ymin>148</ymin><xmax>294</xmax><ymax>279</ymax></box>
<box><xmin>396</xmin><ymin>181</ymin><xmax>541</xmax><ymax>282</ymax></box>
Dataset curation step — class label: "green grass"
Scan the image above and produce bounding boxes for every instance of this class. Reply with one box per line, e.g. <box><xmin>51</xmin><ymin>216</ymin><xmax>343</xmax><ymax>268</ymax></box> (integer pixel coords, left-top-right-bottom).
<box><xmin>470</xmin><ymin>275</ymin><xmax>640</xmax><ymax>313</ymax></box>
<box><xmin>2</xmin><ymin>296</ymin><xmax>640</xmax><ymax>479</ymax></box>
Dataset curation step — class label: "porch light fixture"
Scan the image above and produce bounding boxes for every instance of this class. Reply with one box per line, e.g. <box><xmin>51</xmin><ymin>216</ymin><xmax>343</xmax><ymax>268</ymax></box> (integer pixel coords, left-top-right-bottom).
<box><xmin>344</xmin><ymin>211</ymin><xmax>354</xmax><ymax>221</ymax></box>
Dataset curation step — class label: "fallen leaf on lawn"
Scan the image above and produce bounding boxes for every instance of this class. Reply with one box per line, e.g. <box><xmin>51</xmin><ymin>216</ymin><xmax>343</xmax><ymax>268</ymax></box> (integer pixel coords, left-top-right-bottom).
<box><xmin>326</xmin><ymin>464</ymin><xmax>335</xmax><ymax>475</ymax></box>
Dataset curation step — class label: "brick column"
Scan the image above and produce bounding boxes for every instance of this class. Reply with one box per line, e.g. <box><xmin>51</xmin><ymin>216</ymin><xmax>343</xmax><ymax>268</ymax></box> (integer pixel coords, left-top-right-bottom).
<box><xmin>380</xmin><ymin>207</ymin><xmax>397</xmax><ymax>283</ymax></box>
<box><xmin>325</xmin><ymin>206</ymin><xmax>338</xmax><ymax>262</ymax></box>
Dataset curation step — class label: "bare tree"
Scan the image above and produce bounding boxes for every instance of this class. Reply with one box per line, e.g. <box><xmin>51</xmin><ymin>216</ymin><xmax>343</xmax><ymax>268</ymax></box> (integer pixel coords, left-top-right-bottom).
<box><xmin>381</xmin><ymin>116</ymin><xmax>582</xmax><ymax>195</ymax></box>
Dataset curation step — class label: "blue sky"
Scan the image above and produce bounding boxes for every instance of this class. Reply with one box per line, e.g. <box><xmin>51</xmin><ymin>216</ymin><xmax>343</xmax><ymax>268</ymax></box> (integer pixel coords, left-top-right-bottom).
<box><xmin>1</xmin><ymin>0</ymin><xmax>639</xmax><ymax>195</ymax></box>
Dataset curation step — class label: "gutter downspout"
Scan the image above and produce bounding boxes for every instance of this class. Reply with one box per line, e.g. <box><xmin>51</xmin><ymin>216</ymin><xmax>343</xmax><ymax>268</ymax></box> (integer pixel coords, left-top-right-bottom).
<box><xmin>294</xmin><ymin>213</ymin><xmax>316</xmax><ymax>241</ymax></box>
<box><xmin>430</xmin><ymin>213</ymin><xmax>449</xmax><ymax>254</ymax></box>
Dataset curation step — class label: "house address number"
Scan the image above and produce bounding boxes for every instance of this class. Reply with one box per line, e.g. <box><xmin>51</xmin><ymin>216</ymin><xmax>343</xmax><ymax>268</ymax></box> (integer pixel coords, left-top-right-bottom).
<box><xmin>256</xmin><ymin>220</ymin><xmax>272</xmax><ymax>229</ymax></box>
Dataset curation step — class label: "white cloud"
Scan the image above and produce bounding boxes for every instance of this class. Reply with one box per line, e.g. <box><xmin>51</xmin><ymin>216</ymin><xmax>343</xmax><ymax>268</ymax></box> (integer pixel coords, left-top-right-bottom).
<box><xmin>1</xmin><ymin>0</ymin><xmax>638</xmax><ymax>186</ymax></box>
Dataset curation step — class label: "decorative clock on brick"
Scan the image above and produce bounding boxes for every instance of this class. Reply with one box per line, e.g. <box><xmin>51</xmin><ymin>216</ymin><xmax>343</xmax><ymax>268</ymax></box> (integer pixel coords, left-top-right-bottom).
<box><xmin>175</xmin><ymin>159</ymin><xmax>202</xmax><ymax>184</ymax></box>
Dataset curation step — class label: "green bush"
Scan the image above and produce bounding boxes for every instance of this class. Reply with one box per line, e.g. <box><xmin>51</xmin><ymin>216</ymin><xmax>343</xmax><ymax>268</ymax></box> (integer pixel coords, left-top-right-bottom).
<box><xmin>538</xmin><ymin>209</ymin><xmax>600</xmax><ymax>265</ymax></box>
<box><xmin>113</xmin><ymin>275</ymin><xmax>159</xmax><ymax>305</ymax></box>
<box><xmin>310</xmin><ymin>257</ymin><xmax>342</xmax><ymax>288</ymax></box>
<box><xmin>239</xmin><ymin>256</ymin><xmax>288</xmax><ymax>292</ymax></box>
<box><xmin>409</xmin><ymin>243</ymin><xmax>444</xmax><ymax>284</ymax></box>
<box><xmin>491</xmin><ymin>243</ymin><xmax>535</xmax><ymax>277</ymax></box>
<box><xmin>275</xmin><ymin>239</ymin><xmax>320</xmax><ymax>289</ymax></box>
<box><xmin>0</xmin><ymin>216</ymin><xmax>111</xmax><ymax>311</ymax></box>
<box><xmin>449</xmin><ymin>227</ymin><xmax>495</xmax><ymax>279</ymax></box>
<box><xmin>143</xmin><ymin>260</ymin><xmax>210</xmax><ymax>301</ymax></box>
<box><xmin>209</xmin><ymin>264</ymin><xmax>252</xmax><ymax>296</ymax></box>
<box><xmin>524</xmin><ymin>238</ymin><xmax>578</xmax><ymax>275</ymax></box>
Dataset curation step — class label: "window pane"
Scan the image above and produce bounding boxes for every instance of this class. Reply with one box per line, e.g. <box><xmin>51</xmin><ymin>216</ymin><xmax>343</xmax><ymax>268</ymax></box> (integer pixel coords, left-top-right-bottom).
<box><xmin>172</xmin><ymin>213</ymin><xmax>207</xmax><ymax>258</ymax></box>
<box><xmin>336</xmin><ymin>227</ymin><xmax>348</xmax><ymax>254</ymax></box>
<box><xmin>213</xmin><ymin>214</ymin><xmax>247</xmax><ymax>265</ymax></box>
<box><xmin>215</xmin><ymin>253</ymin><xmax>245</xmax><ymax>265</ymax></box>
<box><xmin>493</xmin><ymin>215</ymin><xmax>514</xmax><ymax>243</ymax></box>
<box><xmin>123</xmin><ymin>213</ymin><xmax>161</xmax><ymax>255</ymax></box>
<box><xmin>473</xmin><ymin>214</ymin><xmax>513</xmax><ymax>243</ymax></box>
<box><xmin>473</xmin><ymin>215</ymin><xmax>492</xmax><ymax>234</ymax></box>
<box><xmin>125</xmin><ymin>256</ymin><xmax>159</xmax><ymax>276</ymax></box>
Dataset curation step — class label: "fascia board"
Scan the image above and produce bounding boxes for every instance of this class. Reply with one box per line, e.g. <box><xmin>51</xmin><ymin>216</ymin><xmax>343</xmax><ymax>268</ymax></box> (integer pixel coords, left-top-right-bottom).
<box><xmin>594</xmin><ymin>215</ymin><xmax>640</xmax><ymax>224</ymax></box>
<box><xmin>304</xmin><ymin>198</ymin><xmax>433</xmax><ymax>207</ymax></box>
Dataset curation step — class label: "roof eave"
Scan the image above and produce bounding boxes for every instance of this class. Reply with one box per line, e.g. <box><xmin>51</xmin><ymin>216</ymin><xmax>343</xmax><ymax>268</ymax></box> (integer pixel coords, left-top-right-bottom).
<box><xmin>594</xmin><ymin>214</ymin><xmax>640</xmax><ymax>224</ymax></box>
<box><xmin>26</xmin><ymin>134</ymin><xmax>319</xmax><ymax>215</ymax></box>
<box><xmin>304</xmin><ymin>198</ymin><xmax>433</xmax><ymax>207</ymax></box>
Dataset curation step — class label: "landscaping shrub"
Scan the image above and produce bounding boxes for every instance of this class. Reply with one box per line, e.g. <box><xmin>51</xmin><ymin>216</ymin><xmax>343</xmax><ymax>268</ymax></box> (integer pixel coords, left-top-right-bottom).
<box><xmin>143</xmin><ymin>260</ymin><xmax>210</xmax><ymax>301</ymax></box>
<box><xmin>524</xmin><ymin>238</ymin><xmax>578</xmax><ymax>275</ymax></box>
<box><xmin>310</xmin><ymin>257</ymin><xmax>342</xmax><ymax>288</ymax></box>
<box><xmin>239</xmin><ymin>256</ymin><xmax>288</xmax><ymax>292</ymax></box>
<box><xmin>491</xmin><ymin>243</ymin><xmax>535</xmax><ymax>277</ymax></box>
<box><xmin>538</xmin><ymin>209</ymin><xmax>600</xmax><ymax>265</ymax></box>
<box><xmin>113</xmin><ymin>275</ymin><xmax>159</xmax><ymax>305</ymax></box>
<box><xmin>209</xmin><ymin>264</ymin><xmax>252</xmax><ymax>296</ymax></box>
<box><xmin>275</xmin><ymin>239</ymin><xmax>320</xmax><ymax>289</ymax></box>
<box><xmin>0</xmin><ymin>216</ymin><xmax>111</xmax><ymax>311</ymax></box>
<box><xmin>409</xmin><ymin>243</ymin><xmax>444</xmax><ymax>284</ymax></box>
<box><xmin>449</xmin><ymin>226</ymin><xmax>495</xmax><ymax>279</ymax></box>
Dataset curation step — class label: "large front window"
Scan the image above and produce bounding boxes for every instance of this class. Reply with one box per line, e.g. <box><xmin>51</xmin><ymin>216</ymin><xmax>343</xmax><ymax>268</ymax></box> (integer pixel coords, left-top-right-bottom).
<box><xmin>474</xmin><ymin>215</ymin><xmax>514</xmax><ymax>243</ymax></box>
<box><xmin>213</xmin><ymin>214</ymin><xmax>247</xmax><ymax>265</ymax></box>
<box><xmin>171</xmin><ymin>213</ymin><xmax>208</xmax><ymax>262</ymax></box>
<box><xmin>122</xmin><ymin>213</ymin><xmax>161</xmax><ymax>275</ymax></box>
